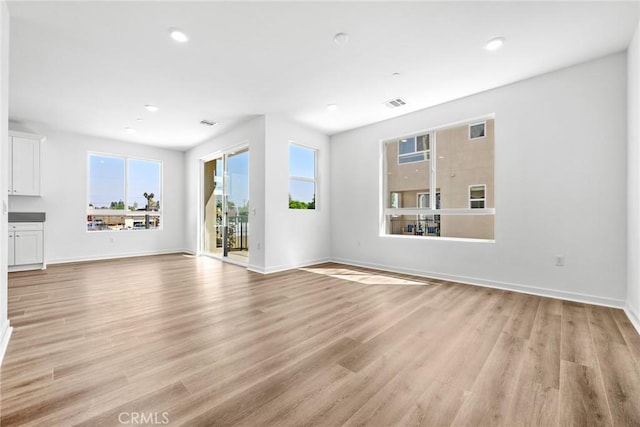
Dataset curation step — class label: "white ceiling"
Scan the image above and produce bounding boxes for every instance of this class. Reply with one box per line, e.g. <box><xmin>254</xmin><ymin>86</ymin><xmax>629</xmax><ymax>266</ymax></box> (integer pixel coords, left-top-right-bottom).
<box><xmin>7</xmin><ymin>1</ymin><xmax>639</xmax><ymax>150</ymax></box>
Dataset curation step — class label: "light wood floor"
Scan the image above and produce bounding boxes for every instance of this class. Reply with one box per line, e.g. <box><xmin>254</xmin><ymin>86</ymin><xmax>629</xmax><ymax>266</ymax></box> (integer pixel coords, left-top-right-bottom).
<box><xmin>1</xmin><ymin>254</ymin><xmax>640</xmax><ymax>426</ymax></box>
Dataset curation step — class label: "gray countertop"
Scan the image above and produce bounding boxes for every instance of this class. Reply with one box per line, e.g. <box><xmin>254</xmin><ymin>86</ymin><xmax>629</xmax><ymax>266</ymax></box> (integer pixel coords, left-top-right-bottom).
<box><xmin>8</xmin><ymin>212</ymin><xmax>46</xmax><ymax>222</ymax></box>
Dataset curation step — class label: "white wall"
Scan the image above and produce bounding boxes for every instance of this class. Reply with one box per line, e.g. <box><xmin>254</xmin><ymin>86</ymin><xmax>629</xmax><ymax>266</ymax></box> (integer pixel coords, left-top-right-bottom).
<box><xmin>0</xmin><ymin>0</ymin><xmax>11</xmax><ymax>365</ymax></box>
<box><xmin>8</xmin><ymin>126</ymin><xmax>186</xmax><ymax>263</ymax></box>
<box><xmin>331</xmin><ymin>53</ymin><xmax>628</xmax><ymax>307</ymax></box>
<box><xmin>184</xmin><ymin>116</ymin><xmax>266</xmax><ymax>270</ymax></box>
<box><xmin>263</xmin><ymin>115</ymin><xmax>331</xmax><ymax>273</ymax></box>
<box><xmin>628</xmin><ymin>21</ymin><xmax>640</xmax><ymax>332</ymax></box>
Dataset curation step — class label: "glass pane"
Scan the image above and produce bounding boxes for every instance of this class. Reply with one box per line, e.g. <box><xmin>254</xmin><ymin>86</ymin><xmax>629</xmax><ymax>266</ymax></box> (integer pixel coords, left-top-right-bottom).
<box><xmin>470</xmin><ymin>200</ymin><xmax>485</xmax><ymax>209</ymax></box>
<box><xmin>227</xmin><ymin>150</ymin><xmax>250</xmax><ymax>258</ymax></box>
<box><xmin>88</xmin><ymin>155</ymin><xmax>125</xmax><ymax>210</ymax></box>
<box><xmin>470</xmin><ymin>122</ymin><xmax>486</xmax><ymax>139</ymax></box>
<box><xmin>289</xmin><ymin>144</ymin><xmax>315</xmax><ymax>179</ymax></box>
<box><xmin>204</xmin><ymin>158</ymin><xmax>223</xmax><ymax>254</ymax></box>
<box><xmin>289</xmin><ymin>179</ymin><xmax>315</xmax><ymax>209</ymax></box>
<box><xmin>227</xmin><ymin>151</ymin><xmax>250</xmax><ymax>215</ymax></box>
<box><xmin>128</xmin><ymin>159</ymin><xmax>161</xmax><ymax>212</ymax></box>
<box><xmin>470</xmin><ymin>185</ymin><xmax>485</xmax><ymax>200</ymax></box>
<box><xmin>416</xmin><ymin>134</ymin><xmax>429</xmax><ymax>152</ymax></box>
<box><xmin>398</xmin><ymin>137</ymin><xmax>415</xmax><ymax>155</ymax></box>
<box><xmin>398</xmin><ymin>153</ymin><xmax>424</xmax><ymax>164</ymax></box>
<box><xmin>390</xmin><ymin>192</ymin><xmax>400</xmax><ymax>209</ymax></box>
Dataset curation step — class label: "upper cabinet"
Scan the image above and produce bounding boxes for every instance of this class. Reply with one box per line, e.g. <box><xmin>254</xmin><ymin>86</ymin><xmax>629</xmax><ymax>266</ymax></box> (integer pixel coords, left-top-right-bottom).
<box><xmin>8</xmin><ymin>131</ymin><xmax>44</xmax><ymax>197</ymax></box>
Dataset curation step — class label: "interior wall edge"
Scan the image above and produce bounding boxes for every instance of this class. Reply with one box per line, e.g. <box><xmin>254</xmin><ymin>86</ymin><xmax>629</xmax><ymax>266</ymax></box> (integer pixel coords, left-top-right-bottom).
<box><xmin>626</xmin><ymin>302</ymin><xmax>640</xmax><ymax>335</ymax></box>
<box><xmin>0</xmin><ymin>323</ymin><xmax>11</xmax><ymax>366</ymax></box>
<box><xmin>45</xmin><ymin>249</ymin><xmax>189</xmax><ymax>265</ymax></box>
<box><xmin>247</xmin><ymin>257</ymin><xmax>333</xmax><ymax>275</ymax></box>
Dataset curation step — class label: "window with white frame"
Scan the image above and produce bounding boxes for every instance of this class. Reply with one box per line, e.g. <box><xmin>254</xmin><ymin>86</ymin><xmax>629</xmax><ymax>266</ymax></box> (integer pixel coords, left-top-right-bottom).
<box><xmin>469</xmin><ymin>185</ymin><xmax>486</xmax><ymax>209</ymax></box>
<box><xmin>87</xmin><ymin>154</ymin><xmax>162</xmax><ymax>231</ymax></box>
<box><xmin>384</xmin><ymin>117</ymin><xmax>495</xmax><ymax>240</ymax></box>
<box><xmin>289</xmin><ymin>143</ymin><xmax>316</xmax><ymax>210</ymax></box>
<box><xmin>469</xmin><ymin>121</ymin><xmax>486</xmax><ymax>140</ymax></box>
<box><xmin>398</xmin><ymin>134</ymin><xmax>429</xmax><ymax>164</ymax></box>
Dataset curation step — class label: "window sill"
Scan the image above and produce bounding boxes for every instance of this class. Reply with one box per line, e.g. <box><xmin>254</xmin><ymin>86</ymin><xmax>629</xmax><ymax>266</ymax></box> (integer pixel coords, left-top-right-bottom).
<box><xmin>380</xmin><ymin>234</ymin><xmax>495</xmax><ymax>243</ymax></box>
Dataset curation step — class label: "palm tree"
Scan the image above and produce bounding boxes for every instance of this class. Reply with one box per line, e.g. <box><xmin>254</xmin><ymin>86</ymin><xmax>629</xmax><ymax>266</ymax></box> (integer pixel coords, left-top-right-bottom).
<box><xmin>143</xmin><ymin>192</ymin><xmax>154</xmax><ymax>229</ymax></box>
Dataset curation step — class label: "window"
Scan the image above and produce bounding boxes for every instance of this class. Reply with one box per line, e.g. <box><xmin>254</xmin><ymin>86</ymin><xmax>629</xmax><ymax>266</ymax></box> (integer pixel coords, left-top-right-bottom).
<box><xmin>469</xmin><ymin>185</ymin><xmax>486</xmax><ymax>209</ymax></box>
<box><xmin>390</xmin><ymin>192</ymin><xmax>401</xmax><ymax>209</ymax></box>
<box><xmin>469</xmin><ymin>121</ymin><xmax>486</xmax><ymax>140</ymax></box>
<box><xmin>289</xmin><ymin>143</ymin><xmax>316</xmax><ymax>210</ymax></box>
<box><xmin>384</xmin><ymin>117</ymin><xmax>495</xmax><ymax>240</ymax></box>
<box><xmin>87</xmin><ymin>154</ymin><xmax>162</xmax><ymax>231</ymax></box>
<box><xmin>398</xmin><ymin>134</ymin><xmax>430</xmax><ymax>164</ymax></box>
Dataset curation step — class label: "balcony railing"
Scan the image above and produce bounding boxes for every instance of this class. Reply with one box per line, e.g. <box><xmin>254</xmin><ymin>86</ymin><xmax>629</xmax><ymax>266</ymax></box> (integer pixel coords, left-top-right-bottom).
<box><xmin>390</xmin><ymin>217</ymin><xmax>440</xmax><ymax>236</ymax></box>
<box><xmin>216</xmin><ymin>215</ymin><xmax>249</xmax><ymax>251</ymax></box>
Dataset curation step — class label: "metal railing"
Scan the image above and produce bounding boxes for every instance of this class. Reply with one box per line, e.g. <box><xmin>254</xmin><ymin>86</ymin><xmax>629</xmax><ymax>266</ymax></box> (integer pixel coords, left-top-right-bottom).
<box><xmin>390</xmin><ymin>216</ymin><xmax>440</xmax><ymax>236</ymax></box>
<box><xmin>216</xmin><ymin>215</ymin><xmax>249</xmax><ymax>252</ymax></box>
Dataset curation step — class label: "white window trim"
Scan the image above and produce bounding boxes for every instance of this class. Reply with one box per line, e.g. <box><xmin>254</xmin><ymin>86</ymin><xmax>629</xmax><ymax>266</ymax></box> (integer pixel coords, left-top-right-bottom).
<box><xmin>469</xmin><ymin>184</ymin><xmax>487</xmax><ymax>209</ymax></box>
<box><xmin>381</xmin><ymin>114</ymin><xmax>495</xmax><ymax>240</ymax></box>
<box><xmin>288</xmin><ymin>142</ymin><xmax>318</xmax><ymax>210</ymax></box>
<box><xmin>469</xmin><ymin>121</ymin><xmax>487</xmax><ymax>140</ymax></box>
<box><xmin>87</xmin><ymin>152</ymin><xmax>163</xmax><ymax>232</ymax></box>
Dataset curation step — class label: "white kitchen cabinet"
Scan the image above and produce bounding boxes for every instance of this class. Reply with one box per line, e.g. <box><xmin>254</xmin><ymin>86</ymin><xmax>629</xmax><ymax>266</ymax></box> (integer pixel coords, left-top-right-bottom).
<box><xmin>8</xmin><ymin>131</ymin><xmax>44</xmax><ymax>197</ymax></box>
<box><xmin>7</xmin><ymin>233</ymin><xmax>15</xmax><ymax>266</ymax></box>
<box><xmin>8</xmin><ymin>222</ymin><xmax>44</xmax><ymax>270</ymax></box>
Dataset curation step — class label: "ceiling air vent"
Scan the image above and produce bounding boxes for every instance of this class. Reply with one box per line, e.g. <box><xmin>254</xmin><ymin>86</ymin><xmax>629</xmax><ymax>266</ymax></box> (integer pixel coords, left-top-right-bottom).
<box><xmin>200</xmin><ymin>120</ymin><xmax>218</xmax><ymax>127</ymax></box>
<box><xmin>384</xmin><ymin>98</ymin><xmax>407</xmax><ymax>109</ymax></box>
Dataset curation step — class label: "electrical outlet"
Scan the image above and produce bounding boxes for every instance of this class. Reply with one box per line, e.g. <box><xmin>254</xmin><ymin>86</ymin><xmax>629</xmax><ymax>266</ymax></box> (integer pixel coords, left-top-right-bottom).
<box><xmin>555</xmin><ymin>255</ymin><xmax>565</xmax><ymax>267</ymax></box>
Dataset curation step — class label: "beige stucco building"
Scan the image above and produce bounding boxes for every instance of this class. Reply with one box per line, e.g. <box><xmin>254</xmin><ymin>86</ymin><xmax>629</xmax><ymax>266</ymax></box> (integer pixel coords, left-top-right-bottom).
<box><xmin>385</xmin><ymin>118</ymin><xmax>494</xmax><ymax>239</ymax></box>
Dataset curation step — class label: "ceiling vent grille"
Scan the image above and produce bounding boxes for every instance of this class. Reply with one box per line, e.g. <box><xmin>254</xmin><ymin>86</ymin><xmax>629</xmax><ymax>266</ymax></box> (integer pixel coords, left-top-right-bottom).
<box><xmin>200</xmin><ymin>120</ymin><xmax>218</xmax><ymax>127</ymax></box>
<box><xmin>384</xmin><ymin>98</ymin><xmax>407</xmax><ymax>109</ymax></box>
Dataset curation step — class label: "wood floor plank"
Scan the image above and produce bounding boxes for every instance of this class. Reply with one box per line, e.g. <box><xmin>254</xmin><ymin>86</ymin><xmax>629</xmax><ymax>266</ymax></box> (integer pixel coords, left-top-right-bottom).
<box><xmin>450</xmin><ymin>332</ymin><xmax>529</xmax><ymax>426</ymax></box>
<box><xmin>562</xmin><ymin>301</ymin><xmax>599</xmax><ymax>368</ymax></box>
<box><xmin>1</xmin><ymin>254</ymin><xmax>639</xmax><ymax>426</ymax></box>
<box><xmin>559</xmin><ymin>360</ymin><xmax>613</xmax><ymax>427</ymax></box>
<box><xmin>587</xmin><ymin>305</ymin><xmax>640</xmax><ymax>426</ymax></box>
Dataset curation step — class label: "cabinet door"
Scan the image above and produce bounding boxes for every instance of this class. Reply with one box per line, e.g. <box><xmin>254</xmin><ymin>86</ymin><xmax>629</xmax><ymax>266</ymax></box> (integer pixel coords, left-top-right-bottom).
<box><xmin>14</xmin><ymin>230</ymin><xmax>43</xmax><ymax>265</ymax></box>
<box><xmin>8</xmin><ymin>232</ymin><xmax>15</xmax><ymax>266</ymax></box>
<box><xmin>11</xmin><ymin>137</ymin><xmax>40</xmax><ymax>196</ymax></box>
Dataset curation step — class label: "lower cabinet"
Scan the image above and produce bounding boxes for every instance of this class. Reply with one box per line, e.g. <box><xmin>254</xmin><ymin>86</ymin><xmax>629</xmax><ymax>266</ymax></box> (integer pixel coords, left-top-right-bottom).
<box><xmin>8</xmin><ymin>223</ymin><xmax>44</xmax><ymax>269</ymax></box>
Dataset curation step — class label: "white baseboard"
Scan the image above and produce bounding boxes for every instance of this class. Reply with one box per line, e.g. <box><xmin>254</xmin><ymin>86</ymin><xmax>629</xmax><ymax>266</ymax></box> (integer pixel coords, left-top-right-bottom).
<box><xmin>330</xmin><ymin>257</ymin><xmax>626</xmax><ymax>309</ymax></box>
<box><xmin>625</xmin><ymin>302</ymin><xmax>640</xmax><ymax>336</ymax></box>
<box><xmin>46</xmin><ymin>249</ymin><xmax>190</xmax><ymax>265</ymax></box>
<box><xmin>247</xmin><ymin>257</ymin><xmax>331</xmax><ymax>275</ymax></box>
<box><xmin>0</xmin><ymin>321</ymin><xmax>12</xmax><ymax>366</ymax></box>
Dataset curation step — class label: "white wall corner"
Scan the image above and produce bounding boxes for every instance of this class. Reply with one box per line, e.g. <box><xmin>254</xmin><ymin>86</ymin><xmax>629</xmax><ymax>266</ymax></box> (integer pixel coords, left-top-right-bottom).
<box><xmin>625</xmin><ymin>303</ymin><xmax>640</xmax><ymax>336</ymax></box>
<box><xmin>0</xmin><ymin>322</ymin><xmax>12</xmax><ymax>366</ymax></box>
<box><xmin>628</xmin><ymin>19</ymin><xmax>640</xmax><ymax>335</ymax></box>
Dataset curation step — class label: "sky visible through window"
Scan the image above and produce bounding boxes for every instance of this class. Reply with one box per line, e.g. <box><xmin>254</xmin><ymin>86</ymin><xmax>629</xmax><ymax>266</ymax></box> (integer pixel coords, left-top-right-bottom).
<box><xmin>289</xmin><ymin>144</ymin><xmax>315</xmax><ymax>203</ymax></box>
<box><xmin>89</xmin><ymin>155</ymin><xmax>161</xmax><ymax>209</ymax></box>
<box><xmin>226</xmin><ymin>151</ymin><xmax>249</xmax><ymax>207</ymax></box>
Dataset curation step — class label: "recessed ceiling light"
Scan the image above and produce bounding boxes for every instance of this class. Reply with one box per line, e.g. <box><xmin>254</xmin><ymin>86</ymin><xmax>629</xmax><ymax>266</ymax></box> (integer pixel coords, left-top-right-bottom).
<box><xmin>145</xmin><ymin>105</ymin><xmax>159</xmax><ymax>112</ymax></box>
<box><xmin>124</xmin><ymin>127</ymin><xmax>136</xmax><ymax>133</ymax></box>
<box><xmin>484</xmin><ymin>37</ymin><xmax>505</xmax><ymax>51</ymax></box>
<box><xmin>333</xmin><ymin>32</ymin><xmax>349</xmax><ymax>45</ymax></box>
<box><xmin>136</xmin><ymin>118</ymin><xmax>143</xmax><ymax>122</ymax></box>
<box><xmin>392</xmin><ymin>72</ymin><xmax>400</xmax><ymax>78</ymax></box>
<box><xmin>327</xmin><ymin>104</ymin><xmax>338</xmax><ymax>111</ymax></box>
<box><xmin>169</xmin><ymin>28</ymin><xmax>189</xmax><ymax>43</ymax></box>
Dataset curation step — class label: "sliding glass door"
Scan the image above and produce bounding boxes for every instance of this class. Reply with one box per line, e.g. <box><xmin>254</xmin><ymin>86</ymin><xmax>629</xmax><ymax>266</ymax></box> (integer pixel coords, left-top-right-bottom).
<box><xmin>203</xmin><ymin>149</ymin><xmax>249</xmax><ymax>263</ymax></box>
